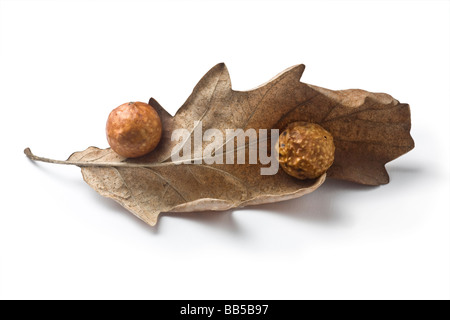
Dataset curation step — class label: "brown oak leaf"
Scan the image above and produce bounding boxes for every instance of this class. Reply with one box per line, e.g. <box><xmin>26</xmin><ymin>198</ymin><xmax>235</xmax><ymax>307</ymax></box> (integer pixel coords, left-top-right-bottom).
<box><xmin>25</xmin><ymin>63</ymin><xmax>414</xmax><ymax>226</ymax></box>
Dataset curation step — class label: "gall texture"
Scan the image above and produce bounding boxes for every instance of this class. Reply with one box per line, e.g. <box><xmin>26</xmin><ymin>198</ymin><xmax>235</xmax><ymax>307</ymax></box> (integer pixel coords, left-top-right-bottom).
<box><xmin>106</xmin><ymin>102</ymin><xmax>162</xmax><ymax>158</ymax></box>
<box><xmin>278</xmin><ymin>121</ymin><xmax>335</xmax><ymax>179</ymax></box>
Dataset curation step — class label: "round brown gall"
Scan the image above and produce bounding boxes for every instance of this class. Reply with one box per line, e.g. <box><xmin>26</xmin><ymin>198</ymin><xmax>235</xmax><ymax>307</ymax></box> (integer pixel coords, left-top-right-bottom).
<box><xmin>106</xmin><ymin>102</ymin><xmax>162</xmax><ymax>158</ymax></box>
<box><xmin>278</xmin><ymin>121</ymin><xmax>335</xmax><ymax>179</ymax></box>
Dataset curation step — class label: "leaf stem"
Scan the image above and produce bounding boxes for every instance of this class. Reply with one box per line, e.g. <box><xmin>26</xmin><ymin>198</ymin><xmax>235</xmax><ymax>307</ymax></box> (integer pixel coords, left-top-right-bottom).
<box><xmin>24</xmin><ymin>136</ymin><xmax>272</xmax><ymax>168</ymax></box>
<box><xmin>24</xmin><ymin>148</ymin><xmax>179</xmax><ymax>168</ymax></box>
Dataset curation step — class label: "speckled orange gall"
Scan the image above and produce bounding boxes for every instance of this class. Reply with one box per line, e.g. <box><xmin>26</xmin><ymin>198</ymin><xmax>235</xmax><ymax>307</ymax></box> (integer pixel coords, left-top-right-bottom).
<box><xmin>106</xmin><ymin>102</ymin><xmax>162</xmax><ymax>158</ymax></box>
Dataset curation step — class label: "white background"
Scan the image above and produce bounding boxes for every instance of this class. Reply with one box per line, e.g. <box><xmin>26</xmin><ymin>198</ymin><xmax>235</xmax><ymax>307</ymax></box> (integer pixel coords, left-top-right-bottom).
<box><xmin>0</xmin><ymin>0</ymin><xmax>449</xmax><ymax>300</ymax></box>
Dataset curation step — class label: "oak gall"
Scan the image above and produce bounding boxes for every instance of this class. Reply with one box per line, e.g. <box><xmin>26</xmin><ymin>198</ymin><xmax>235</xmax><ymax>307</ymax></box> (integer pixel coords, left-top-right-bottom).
<box><xmin>278</xmin><ymin>122</ymin><xmax>335</xmax><ymax>179</ymax></box>
<box><xmin>106</xmin><ymin>102</ymin><xmax>162</xmax><ymax>158</ymax></box>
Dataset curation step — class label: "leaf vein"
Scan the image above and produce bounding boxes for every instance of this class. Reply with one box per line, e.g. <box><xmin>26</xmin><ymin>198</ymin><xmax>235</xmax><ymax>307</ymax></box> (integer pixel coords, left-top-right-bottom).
<box><xmin>142</xmin><ymin>168</ymin><xmax>188</xmax><ymax>202</ymax></box>
<box><xmin>322</xmin><ymin>102</ymin><xmax>401</xmax><ymax>124</ymax></box>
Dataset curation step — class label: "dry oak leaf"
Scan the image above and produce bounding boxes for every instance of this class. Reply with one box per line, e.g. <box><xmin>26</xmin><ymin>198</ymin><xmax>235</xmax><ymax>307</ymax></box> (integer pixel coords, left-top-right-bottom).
<box><xmin>25</xmin><ymin>63</ymin><xmax>414</xmax><ymax>226</ymax></box>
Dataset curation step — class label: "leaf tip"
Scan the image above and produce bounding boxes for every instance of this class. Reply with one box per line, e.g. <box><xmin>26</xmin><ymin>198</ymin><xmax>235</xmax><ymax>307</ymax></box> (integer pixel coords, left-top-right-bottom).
<box><xmin>365</xmin><ymin>166</ymin><xmax>390</xmax><ymax>185</ymax></box>
<box><xmin>148</xmin><ymin>97</ymin><xmax>173</xmax><ymax>118</ymax></box>
<box><xmin>379</xmin><ymin>167</ymin><xmax>390</xmax><ymax>185</ymax></box>
<box><xmin>145</xmin><ymin>214</ymin><xmax>159</xmax><ymax>227</ymax></box>
<box><xmin>136</xmin><ymin>210</ymin><xmax>160</xmax><ymax>227</ymax></box>
<box><xmin>277</xmin><ymin>64</ymin><xmax>306</xmax><ymax>83</ymax></box>
<box><xmin>290</xmin><ymin>64</ymin><xmax>306</xmax><ymax>81</ymax></box>
<box><xmin>215</xmin><ymin>62</ymin><xmax>230</xmax><ymax>77</ymax></box>
<box><xmin>148</xmin><ymin>97</ymin><xmax>158</xmax><ymax>106</ymax></box>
